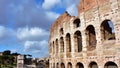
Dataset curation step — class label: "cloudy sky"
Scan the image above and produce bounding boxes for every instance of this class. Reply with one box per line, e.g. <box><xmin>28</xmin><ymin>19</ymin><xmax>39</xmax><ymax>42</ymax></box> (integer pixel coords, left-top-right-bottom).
<box><xmin>0</xmin><ymin>0</ymin><xmax>79</xmax><ymax>58</ymax></box>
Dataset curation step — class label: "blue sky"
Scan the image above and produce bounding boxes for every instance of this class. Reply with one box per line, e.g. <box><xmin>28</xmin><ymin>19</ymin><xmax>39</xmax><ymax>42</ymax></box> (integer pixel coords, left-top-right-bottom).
<box><xmin>0</xmin><ymin>0</ymin><xmax>79</xmax><ymax>58</ymax></box>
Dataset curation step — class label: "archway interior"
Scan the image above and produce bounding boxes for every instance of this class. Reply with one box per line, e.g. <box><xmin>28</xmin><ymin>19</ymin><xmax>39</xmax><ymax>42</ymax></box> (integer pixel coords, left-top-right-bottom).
<box><xmin>76</xmin><ymin>62</ymin><xmax>84</xmax><ymax>68</ymax></box>
<box><xmin>61</xmin><ymin>63</ymin><xmax>65</xmax><ymax>68</ymax></box>
<box><xmin>66</xmin><ymin>33</ymin><xmax>71</xmax><ymax>52</ymax></box>
<box><xmin>60</xmin><ymin>28</ymin><xmax>64</xmax><ymax>35</ymax></box>
<box><xmin>53</xmin><ymin>41</ymin><xmax>55</xmax><ymax>54</ymax></box>
<box><xmin>86</xmin><ymin>25</ymin><xmax>96</xmax><ymax>51</ymax></box>
<box><xmin>104</xmin><ymin>62</ymin><xmax>118</xmax><ymax>68</ymax></box>
<box><xmin>56</xmin><ymin>63</ymin><xmax>59</xmax><ymax>68</ymax></box>
<box><xmin>74</xmin><ymin>18</ymin><xmax>80</xmax><ymax>28</ymax></box>
<box><xmin>101</xmin><ymin>20</ymin><xmax>116</xmax><ymax>40</ymax></box>
<box><xmin>56</xmin><ymin>39</ymin><xmax>58</xmax><ymax>53</ymax></box>
<box><xmin>60</xmin><ymin>37</ymin><xmax>64</xmax><ymax>53</ymax></box>
<box><xmin>89</xmin><ymin>62</ymin><xmax>98</xmax><ymax>68</ymax></box>
<box><xmin>74</xmin><ymin>31</ymin><xmax>82</xmax><ymax>52</ymax></box>
<box><xmin>68</xmin><ymin>62</ymin><xmax>72</xmax><ymax>68</ymax></box>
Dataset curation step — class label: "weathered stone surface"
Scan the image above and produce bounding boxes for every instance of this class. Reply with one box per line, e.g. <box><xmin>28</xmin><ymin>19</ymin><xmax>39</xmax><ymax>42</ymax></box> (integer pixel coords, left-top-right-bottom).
<box><xmin>49</xmin><ymin>0</ymin><xmax>120</xmax><ymax>68</ymax></box>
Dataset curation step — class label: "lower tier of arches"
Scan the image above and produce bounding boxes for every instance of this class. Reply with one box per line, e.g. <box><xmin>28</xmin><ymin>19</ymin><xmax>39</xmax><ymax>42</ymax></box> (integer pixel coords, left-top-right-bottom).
<box><xmin>50</xmin><ymin>55</ymin><xmax>119</xmax><ymax>68</ymax></box>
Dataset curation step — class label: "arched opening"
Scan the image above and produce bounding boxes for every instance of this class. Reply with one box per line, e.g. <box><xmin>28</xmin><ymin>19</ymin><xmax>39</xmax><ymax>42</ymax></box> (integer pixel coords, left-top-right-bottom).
<box><xmin>74</xmin><ymin>31</ymin><xmax>82</xmax><ymax>52</ymax></box>
<box><xmin>60</xmin><ymin>37</ymin><xmax>64</xmax><ymax>53</ymax></box>
<box><xmin>89</xmin><ymin>62</ymin><xmax>98</xmax><ymax>68</ymax></box>
<box><xmin>86</xmin><ymin>25</ymin><xmax>96</xmax><ymax>51</ymax></box>
<box><xmin>101</xmin><ymin>20</ymin><xmax>116</xmax><ymax>41</ymax></box>
<box><xmin>104</xmin><ymin>61</ymin><xmax>118</xmax><ymax>68</ymax></box>
<box><xmin>68</xmin><ymin>62</ymin><xmax>72</xmax><ymax>68</ymax></box>
<box><xmin>61</xmin><ymin>63</ymin><xmax>65</xmax><ymax>68</ymax></box>
<box><xmin>60</xmin><ymin>28</ymin><xmax>64</xmax><ymax>35</ymax></box>
<box><xmin>56</xmin><ymin>39</ymin><xmax>58</xmax><ymax>54</ymax></box>
<box><xmin>53</xmin><ymin>41</ymin><xmax>55</xmax><ymax>54</ymax></box>
<box><xmin>56</xmin><ymin>63</ymin><xmax>59</xmax><ymax>68</ymax></box>
<box><xmin>73</xmin><ymin>18</ymin><xmax>80</xmax><ymax>28</ymax></box>
<box><xmin>53</xmin><ymin>63</ymin><xmax>55</xmax><ymax>68</ymax></box>
<box><xmin>76</xmin><ymin>62</ymin><xmax>84</xmax><ymax>68</ymax></box>
<box><xmin>66</xmin><ymin>33</ymin><xmax>71</xmax><ymax>52</ymax></box>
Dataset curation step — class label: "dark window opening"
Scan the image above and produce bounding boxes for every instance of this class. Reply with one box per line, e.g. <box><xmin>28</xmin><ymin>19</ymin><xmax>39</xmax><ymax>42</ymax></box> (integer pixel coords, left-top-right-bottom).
<box><xmin>66</xmin><ymin>33</ymin><xmax>71</xmax><ymax>52</ymax></box>
<box><xmin>60</xmin><ymin>37</ymin><xmax>64</xmax><ymax>53</ymax></box>
<box><xmin>60</xmin><ymin>28</ymin><xmax>64</xmax><ymax>35</ymax></box>
<box><xmin>73</xmin><ymin>18</ymin><xmax>80</xmax><ymax>28</ymax></box>
<box><xmin>74</xmin><ymin>31</ymin><xmax>82</xmax><ymax>52</ymax></box>
<box><xmin>61</xmin><ymin>63</ymin><xmax>65</xmax><ymax>68</ymax></box>
<box><xmin>56</xmin><ymin>39</ymin><xmax>58</xmax><ymax>53</ymax></box>
<box><xmin>86</xmin><ymin>25</ymin><xmax>96</xmax><ymax>51</ymax></box>
<box><xmin>68</xmin><ymin>62</ymin><xmax>72</xmax><ymax>68</ymax></box>
<box><xmin>89</xmin><ymin>62</ymin><xmax>98</xmax><ymax>68</ymax></box>
<box><xmin>104</xmin><ymin>62</ymin><xmax>118</xmax><ymax>68</ymax></box>
<box><xmin>101</xmin><ymin>20</ymin><xmax>116</xmax><ymax>41</ymax></box>
<box><xmin>76</xmin><ymin>62</ymin><xmax>84</xmax><ymax>68</ymax></box>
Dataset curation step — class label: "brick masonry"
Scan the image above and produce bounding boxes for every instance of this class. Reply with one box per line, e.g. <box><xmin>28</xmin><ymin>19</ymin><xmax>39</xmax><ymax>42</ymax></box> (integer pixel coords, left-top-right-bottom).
<box><xmin>49</xmin><ymin>0</ymin><xmax>120</xmax><ymax>68</ymax></box>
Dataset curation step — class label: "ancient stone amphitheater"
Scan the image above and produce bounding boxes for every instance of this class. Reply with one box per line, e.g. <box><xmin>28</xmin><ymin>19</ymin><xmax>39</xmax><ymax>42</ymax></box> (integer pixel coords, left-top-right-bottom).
<box><xmin>49</xmin><ymin>0</ymin><xmax>120</xmax><ymax>68</ymax></box>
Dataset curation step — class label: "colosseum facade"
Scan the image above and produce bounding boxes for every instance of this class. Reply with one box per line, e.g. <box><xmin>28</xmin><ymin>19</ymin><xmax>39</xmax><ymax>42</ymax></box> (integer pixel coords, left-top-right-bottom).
<box><xmin>49</xmin><ymin>0</ymin><xmax>120</xmax><ymax>68</ymax></box>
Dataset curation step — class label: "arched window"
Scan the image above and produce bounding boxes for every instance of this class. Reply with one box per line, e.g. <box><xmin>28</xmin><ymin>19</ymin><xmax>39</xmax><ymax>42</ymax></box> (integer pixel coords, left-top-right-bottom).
<box><xmin>53</xmin><ymin>63</ymin><xmax>55</xmax><ymax>68</ymax></box>
<box><xmin>56</xmin><ymin>63</ymin><xmax>59</xmax><ymax>68</ymax></box>
<box><xmin>76</xmin><ymin>62</ymin><xmax>84</xmax><ymax>68</ymax></box>
<box><xmin>68</xmin><ymin>62</ymin><xmax>72</xmax><ymax>68</ymax></box>
<box><xmin>101</xmin><ymin>20</ymin><xmax>116</xmax><ymax>40</ymax></box>
<box><xmin>74</xmin><ymin>31</ymin><xmax>82</xmax><ymax>52</ymax></box>
<box><xmin>60</xmin><ymin>37</ymin><xmax>64</xmax><ymax>53</ymax></box>
<box><xmin>53</xmin><ymin>41</ymin><xmax>55</xmax><ymax>54</ymax></box>
<box><xmin>56</xmin><ymin>39</ymin><xmax>58</xmax><ymax>53</ymax></box>
<box><xmin>86</xmin><ymin>25</ymin><xmax>96</xmax><ymax>51</ymax></box>
<box><xmin>89</xmin><ymin>62</ymin><xmax>98</xmax><ymax>68</ymax></box>
<box><xmin>104</xmin><ymin>61</ymin><xmax>118</xmax><ymax>68</ymax></box>
<box><xmin>60</xmin><ymin>28</ymin><xmax>64</xmax><ymax>35</ymax></box>
<box><xmin>61</xmin><ymin>63</ymin><xmax>65</xmax><ymax>68</ymax></box>
<box><xmin>66</xmin><ymin>33</ymin><xmax>71</xmax><ymax>52</ymax></box>
<box><xmin>73</xmin><ymin>18</ymin><xmax>80</xmax><ymax>28</ymax></box>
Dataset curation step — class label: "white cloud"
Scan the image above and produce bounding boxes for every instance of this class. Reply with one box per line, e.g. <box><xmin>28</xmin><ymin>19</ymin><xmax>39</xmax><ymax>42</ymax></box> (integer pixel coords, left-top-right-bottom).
<box><xmin>17</xmin><ymin>27</ymin><xmax>49</xmax><ymax>41</ymax></box>
<box><xmin>0</xmin><ymin>25</ymin><xmax>15</xmax><ymax>40</ymax></box>
<box><xmin>42</xmin><ymin>0</ymin><xmax>61</xmax><ymax>9</ymax></box>
<box><xmin>45</xmin><ymin>11</ymin><xmax>60</xmax><ymax>21</ymax></box>
<box><xmin>24</xmin><ymin>40</ymin><xmax>48</xmax><ymax>53</ymax></box>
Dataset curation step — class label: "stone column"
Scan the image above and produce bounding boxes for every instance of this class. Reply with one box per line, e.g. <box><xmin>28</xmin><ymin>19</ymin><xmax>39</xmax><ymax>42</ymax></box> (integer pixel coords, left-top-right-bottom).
<box><xmin>63</xmin><ymin>35</ymin><xmax>67</xmax><ymax>58</ymax></box>
<box><xmin>82</xmin><ymin>30</ymin><xmax>87</xmax><ymax>57</ymax></box>
<box><xmin>71</xmin><ymin>33</ymin><xmax>75</xmax><ymax>58</ymax></box>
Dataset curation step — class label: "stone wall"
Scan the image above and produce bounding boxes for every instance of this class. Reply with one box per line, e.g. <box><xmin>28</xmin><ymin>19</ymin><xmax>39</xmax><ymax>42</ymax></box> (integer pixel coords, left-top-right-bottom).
<box><xmin>49</xmin><ymin>0</ymin><xmax>120</xmax><ymax>68</ymax></box>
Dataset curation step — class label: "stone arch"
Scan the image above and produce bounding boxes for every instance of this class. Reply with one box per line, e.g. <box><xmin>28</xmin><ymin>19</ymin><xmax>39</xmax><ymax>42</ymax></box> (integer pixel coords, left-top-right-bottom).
<box><xmin>89</xmin><ymin>62</ymin><xmax>98</xmax><ymax>68</ymax></box>
<box><xmin>66</xmin><ymin>33</ymin><xmax>71</xmax><ymax>52</ymax></box>
<box><xmin>60</xmin><ymin>28</ymin><xmax>64</xmax><ymax>35</ymax></box>
<box><xmin>76</xmin><ymin>62</ymin><xmax>84</xmax><ymax>68</ymax></box>
<box><xmin>73</xmin><ymin>18</ymin><xmax>81</xmax><ymax>28</ymax></box>
<box><xmin>53</xmin><ymin>41</ymin><xmax>55</xmax><ymax>54</ymax></box>
<box><xmin>100</xmin><ymin>20</ymin><xmax>116</xmax><ymax>41</ymax></box>
<box><xmin>56</xmin><ymin>63</ymin><xmax>59</xmax><ymax>68</ymax></box>
<box><xmin>61</xmin><ymin>63</ymin><xmax>65</xmax><ymax>68</ymax></box>
<box><xmin>53</xmin><ymin>63</ymin><xmax>55</xmax><ymax>68</ymax></box>
<box><xmin>56</xmin><ymin>39</ymin><xmax>59</xmax><ymax>53</ymax></box>
<box><xmin>67</xmin><ymin>62</ymin><xmax>72</xmax><ymax>68</ymax></box>
<box><xmin>104</xmin><ymin>61</ymin><xmax>118</xmax><ymax>68</ymax></box>
<box><xmin>60</xmin><ymin>37</ymin><xmax>64</xmax><ymax>53</ymax></box>
<box><xmin>74</xmin><ymin>31</ymin><xmax>82</xmax><ymax>52</ymax></box>
<box><xmin>86</xmin><ymin>25</ymin><xmax>97</xmax><ymax>51</ymax></box>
